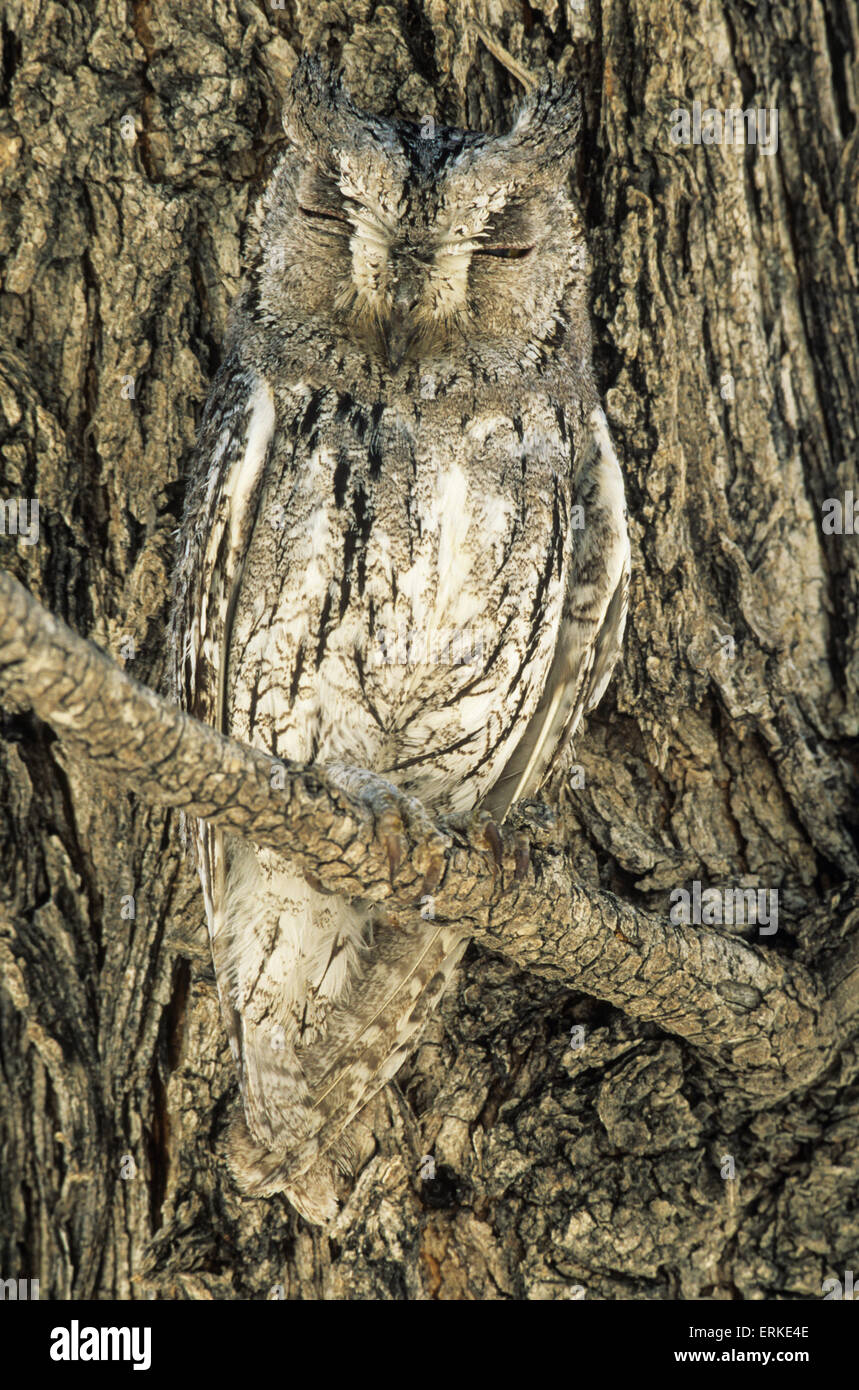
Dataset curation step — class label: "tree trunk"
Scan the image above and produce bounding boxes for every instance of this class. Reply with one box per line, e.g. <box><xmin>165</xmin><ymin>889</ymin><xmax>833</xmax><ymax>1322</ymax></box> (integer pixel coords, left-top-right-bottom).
<box><xmin>1</xmin><ymin>0</ymin><xmax>857</xmax><ymax>1300</ymax></box>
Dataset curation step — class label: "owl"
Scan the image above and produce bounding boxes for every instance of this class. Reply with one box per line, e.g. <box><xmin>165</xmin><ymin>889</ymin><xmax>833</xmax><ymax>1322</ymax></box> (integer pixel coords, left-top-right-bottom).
<box><xmin>171</xmin><ymin>56</ymin><xmax>630</xmax><ymax>1225</ymax></box>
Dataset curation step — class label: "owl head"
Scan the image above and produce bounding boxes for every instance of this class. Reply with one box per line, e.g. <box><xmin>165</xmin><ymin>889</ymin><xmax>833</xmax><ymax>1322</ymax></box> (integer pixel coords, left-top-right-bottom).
<box><xmin>252</xmin><ymin>56</ymin><xmax>590</xmax><ymax>374</ymax></box>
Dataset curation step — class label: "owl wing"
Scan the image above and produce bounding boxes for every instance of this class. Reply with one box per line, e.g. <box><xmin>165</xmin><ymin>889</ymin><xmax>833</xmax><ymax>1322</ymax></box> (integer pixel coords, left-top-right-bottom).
<box><xmin>232</xmin><ymin>909</ymin><xmax>471</xmax><ymax>1195</ymax></box>
<box><xmin>484</xmin><ymin>406</ymin><xmax>630</xmax><ymax>820</ymax></box>
<box><xmin>173</xmin><ymin>367</ymin><xmax>471</xmax><ymax>1209</ymax></box>
<box><xmin>171</xmin><ymin>351</ymin><xmax>277</xmax><ymax>1065</ymax></box>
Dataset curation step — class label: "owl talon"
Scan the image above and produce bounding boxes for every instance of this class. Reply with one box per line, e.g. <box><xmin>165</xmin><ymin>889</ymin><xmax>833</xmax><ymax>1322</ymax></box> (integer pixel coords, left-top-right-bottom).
<box><xmin>383</xmin><ymin>829</ymin><xmax>405</xmax><ymax>884</ymax></box>
<box><xmin>483</xmin><ymin>819</ymin><xmax>504</xmax><ymax>870</ymax></box>
<box><xmin>372</xmin><ymin>800</ymin><xmax>411</xmax><ymax>886</ymax></box>
<box><xmin>323</xmin><ymin>764</ymin><xmax>451</xmax><ymax>896</ymax></box>
<box><xmin>445</xmin><ymin>808</ymin><xmax>507</xmax><ymax>873</ymax></box>
<box><xmin>415</xmin><ymin>851</ymin><xmax>445</xmax><ymax>904</ymax></box>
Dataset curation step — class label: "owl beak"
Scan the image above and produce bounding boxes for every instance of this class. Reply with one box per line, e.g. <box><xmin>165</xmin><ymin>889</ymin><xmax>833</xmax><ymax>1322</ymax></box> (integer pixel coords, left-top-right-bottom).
<box><xmin>384</xmin><ymin>313</ymin><xmax>418</xmax><ymax>371</ymax></box>
<box><xmin>384</xmin><ymin>270</ymin><xmax>421</xmax><ymax>369</ymax></box>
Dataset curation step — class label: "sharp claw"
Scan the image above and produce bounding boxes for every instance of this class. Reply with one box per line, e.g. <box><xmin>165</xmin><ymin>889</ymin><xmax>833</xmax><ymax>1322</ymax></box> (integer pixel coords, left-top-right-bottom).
<box><xmin>385</xmin><ymin>832</ymin><xmax>403</xmax><ymax>883</ymax></box>
<box><xmin>417</xmin><ymin>853</ymin><xmax>445</xmax><ymax>902</ymax></box>
<box><xmin>483</xmin><ymin>819</ymin><xmax>503</xmax><ymax>870</ymax></box>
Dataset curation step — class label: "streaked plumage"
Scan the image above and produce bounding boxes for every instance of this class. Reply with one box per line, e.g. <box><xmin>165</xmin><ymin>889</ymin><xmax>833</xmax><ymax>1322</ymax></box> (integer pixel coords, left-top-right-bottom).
<box><xmin>171</xmin><ymin>57</ymin><xmax>629</xmax><ymax>1224</ymax></box>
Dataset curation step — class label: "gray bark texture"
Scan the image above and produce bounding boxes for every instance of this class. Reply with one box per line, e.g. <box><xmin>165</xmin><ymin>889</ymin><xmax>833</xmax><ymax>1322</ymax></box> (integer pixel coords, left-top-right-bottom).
<box><xmin>1</xmin><ymin>0</ymin><xmax>857</xmax><ymax>1300</ymax></box>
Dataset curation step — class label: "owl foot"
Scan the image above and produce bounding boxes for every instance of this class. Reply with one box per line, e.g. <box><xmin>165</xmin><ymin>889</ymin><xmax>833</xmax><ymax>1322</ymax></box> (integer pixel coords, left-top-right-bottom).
<box><xmin>445</xmin><ymin>807</ymin><xmax>505</xmax><ymax>874</ymax></box>
<box><xmin>445</xmin><ymin>800</ymin><xmax>558</xmax><ymax>885</ymax></box>
<box><xmin>375</xmin><ymin>795</ymin><xmax>449</xmax><ymax>902</ymax></box>
<box><xmin>323</xmin><ymin>762</ymin><xmax>451</xmax><ymax>903</ymax></box>
<box><xmin>505</xmin><ymin>800</ymin><xmax>558</xmax><ymax>882</ymax></box>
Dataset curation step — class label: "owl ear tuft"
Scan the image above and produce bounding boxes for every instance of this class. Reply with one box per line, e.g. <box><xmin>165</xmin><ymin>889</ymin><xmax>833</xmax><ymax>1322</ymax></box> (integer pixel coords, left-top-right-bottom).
<box><xmin>282</xmin><ymin>54</ymin><xmax>397</xmax><ymax>163</ymax></box>
<box><xmin>282</xmin><ymin>55</ymin><xmax>354</xmax><ymax>156</ymax></box>
<box><xmin>505</xmin><ymin>80</ymin><xmax>583</xmax><ymax>179</ymax></box>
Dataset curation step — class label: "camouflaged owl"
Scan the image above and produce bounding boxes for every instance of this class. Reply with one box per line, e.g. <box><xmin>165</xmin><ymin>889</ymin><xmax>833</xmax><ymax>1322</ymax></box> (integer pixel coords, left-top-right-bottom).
<box><xmin>171</xmin><ymin>56</ymin><xmax>629</xmax><ymax>1224</ymax></box>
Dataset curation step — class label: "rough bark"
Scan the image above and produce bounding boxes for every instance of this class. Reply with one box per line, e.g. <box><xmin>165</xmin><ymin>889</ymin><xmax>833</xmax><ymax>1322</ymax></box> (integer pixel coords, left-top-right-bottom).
<box><xmin>1</xmin><ymin>0</ymin><xmax>857</xmax><ymax>1300</ymax></box>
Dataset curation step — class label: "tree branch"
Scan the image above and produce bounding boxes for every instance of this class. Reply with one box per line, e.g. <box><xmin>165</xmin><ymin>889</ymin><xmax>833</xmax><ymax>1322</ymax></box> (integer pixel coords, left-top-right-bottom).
<box><xmin>0</xmin><ymin>568</ymin><xmax>840</xmax><ymax>1103</ymax></box>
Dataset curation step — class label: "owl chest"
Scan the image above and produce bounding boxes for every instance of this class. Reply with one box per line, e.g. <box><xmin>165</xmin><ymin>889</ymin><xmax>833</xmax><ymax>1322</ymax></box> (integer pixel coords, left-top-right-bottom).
<box><xmin>228</xmin><ymin>389</ymin><xmax>570</xmax><ymax>786</ymax></box>
<box><xmin>279</xmin><ymin>392</ymin><xmax>563</xmax><ymax>601</ymax></box>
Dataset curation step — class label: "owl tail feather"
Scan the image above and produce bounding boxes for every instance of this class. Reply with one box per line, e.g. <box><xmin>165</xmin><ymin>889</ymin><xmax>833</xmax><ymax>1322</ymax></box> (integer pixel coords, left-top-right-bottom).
<box><xmin>227</xmin><ymin>1106</ymin><xmax>378</xmax><ymax>1226</ymax></box>
<box><xmin>227</xmin><ymin>1111</ymin><xmax>341</xmax><ymax>1224</ymax></box>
